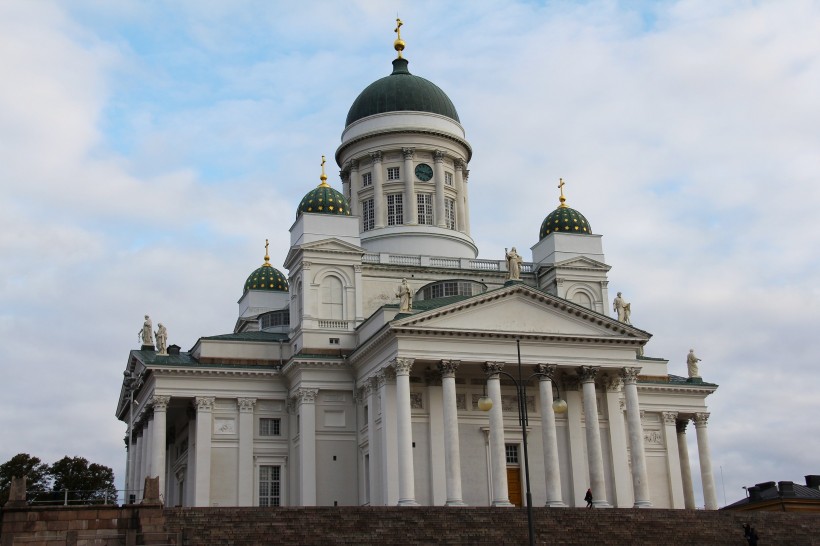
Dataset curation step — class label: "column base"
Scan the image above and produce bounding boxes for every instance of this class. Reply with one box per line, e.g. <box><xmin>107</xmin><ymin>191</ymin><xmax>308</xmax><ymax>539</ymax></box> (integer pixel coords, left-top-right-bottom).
<box><xmin>592</xmin><ymin>500</ymin><xmax>612</xmax><ymax>508</ymax></box>
<box><xmin>398</xmin><ymin>499</ymin><xmax>419</xmax><ymax>506</ymax></box>
<box><xmin>633</xmin><ymin>500</ymin><xmax>652</xmax><ymax>508</ymax></box>
<box><xmin>492</xmin><ymin>501</ymin><xmax>515</xmax><ymax>507</ymax></box>
<box><xmin>545</xmin><ymin>501</ymin><xmax>567</xmax><ymax>508</ymax></box>
<box><xmin>445</xmin><ymin>500</ymin><xmax>468</xmax><ymax>506</ymax></box>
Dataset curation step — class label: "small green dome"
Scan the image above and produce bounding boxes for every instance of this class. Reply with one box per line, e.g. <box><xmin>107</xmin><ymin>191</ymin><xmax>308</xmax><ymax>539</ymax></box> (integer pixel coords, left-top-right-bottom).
<box><xmin>296</xmin><ymin>183</ymin><xmax>351</xmax><ymax>218</ymax></box>
<box><xmin>244</xmin><ymin>263</ymin><xmax>288</xmax><ymax>293</ymax></box>
<box><xmin>346</xmin><ymin>58</ymin><xmax>460</xmax><ymax>127</ymax></box>
<box><xmin>540</xmin><ymin>206</ymin><xmax>593</xmax><ymax>239</ymax></box>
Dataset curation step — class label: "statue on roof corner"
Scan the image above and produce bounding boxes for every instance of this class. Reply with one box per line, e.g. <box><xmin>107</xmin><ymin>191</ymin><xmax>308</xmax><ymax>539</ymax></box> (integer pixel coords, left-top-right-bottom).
<box><xmin>139</xmin><ymin>315</ymin><xmax>154</xmax><ymax>347</ymax></box>
<box><xmin>397</xmin><ymin>278</ymin><xmax>413</xmax><ymax>312</ymax></box>
<box><xmin>155</xmin><ymin>323</ymin><xmax>168</xmax><ymax>356</ymax></box>
<box><xmin>687</xmin><ymin>349</ymin><xmax>702</xmax><ymax>378</ymax></box>
<box><xmin>505</xmin><ymin>247</ymin><xmax>523</xmax><ymax>281</ymax></box>
<box><xmin>613</xmin><ymin>292</ymin><xmax>631</xmax><ymax>324</ymax></box>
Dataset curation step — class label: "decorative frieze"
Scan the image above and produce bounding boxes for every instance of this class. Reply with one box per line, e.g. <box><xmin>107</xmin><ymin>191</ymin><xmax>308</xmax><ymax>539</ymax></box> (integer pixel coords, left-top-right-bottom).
<box><xmin>214</xmin><ymin>418</ymin><xmax>236</xmax><ymax>435</ymax></box>
<box><xmin>410</xmin><ymin>392</ymin><xmax>423</xmax><ymax>410</ymax></box>
<box><xmin>456</xmin><ymin>394</ymin><xmax>466</xmax><ymax>410</ymax></box>
<box><xmin>643</xmin><ymin>430</ymin><xmax>663</xmax><ymax>445</ymax></box>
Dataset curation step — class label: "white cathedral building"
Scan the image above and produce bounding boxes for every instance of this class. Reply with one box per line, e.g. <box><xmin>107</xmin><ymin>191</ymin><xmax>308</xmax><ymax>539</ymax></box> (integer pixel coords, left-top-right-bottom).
<box><xmin>116</xmin><ymin>26</ymin><xmax>719</xmax><ymax>511</ymax></box>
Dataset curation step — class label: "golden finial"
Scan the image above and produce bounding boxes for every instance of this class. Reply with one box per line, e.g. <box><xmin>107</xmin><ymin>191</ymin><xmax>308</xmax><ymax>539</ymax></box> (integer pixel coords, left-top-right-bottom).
<box><xmin>557</xmin><ymin>178</ymin><xmax>568</xmax><ymax>208</ymax></box>
<box><xmin>394</xmin><ymin>18</ymin><xmax>405</xmax><ymax>58</ymax></box>
<box><xmin>262</xmin><ymin>238</ymin><xmax>272</xmax><ymax>267</ymax></box>
<box><xmin>319</xmin><ymin>155</ymin><xmax>329</xmax><ymax>187</ymax></box>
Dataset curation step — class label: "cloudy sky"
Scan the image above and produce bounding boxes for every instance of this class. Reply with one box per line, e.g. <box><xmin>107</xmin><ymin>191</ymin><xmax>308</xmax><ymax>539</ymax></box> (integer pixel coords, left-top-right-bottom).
<box><xmin>2</xmin><ymin>0</ymin><xmax>819</xmax><ymax>508</ymax></box>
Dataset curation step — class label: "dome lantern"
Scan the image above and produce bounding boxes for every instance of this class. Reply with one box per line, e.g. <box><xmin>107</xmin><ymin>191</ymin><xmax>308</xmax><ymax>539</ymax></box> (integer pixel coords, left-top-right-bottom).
<box><xmin>539</xmin><ymin>178</ymin><xmax>593</xmax><ymax>239</ymax></box>
<box><xmin>243</xmin><ymin>239</ymin><xmax>288</xmax><ymax>293</ymax></box>
<box><xmin>296</xmin><ymin>155</ymin><xmax>351</xmax><ymax>218</ymax></box>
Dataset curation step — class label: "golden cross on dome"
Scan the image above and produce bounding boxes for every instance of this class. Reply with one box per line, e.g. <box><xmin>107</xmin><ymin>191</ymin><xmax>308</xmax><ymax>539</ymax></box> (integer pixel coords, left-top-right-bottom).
<box><xmin>394</xmin><ymin>18</ymin><xmax>405</xmax><ymax>58</ymax></box>
<box><xmin>319</xmin><ymin>155</ymin><xmax>329</xmax><ymax>187</ymax></box>
<box><xmin>557</xmin><ymin>178</ymin><xmax>568</xmax><ymax>208</ymax></box>
<box><xmin>263</xmin><ymin>238</ymin><xmax>272</xmax><ymax>267</ymax></box>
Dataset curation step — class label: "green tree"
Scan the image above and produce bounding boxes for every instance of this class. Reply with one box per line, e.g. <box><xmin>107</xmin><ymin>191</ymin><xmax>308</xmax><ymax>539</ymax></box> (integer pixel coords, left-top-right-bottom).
<box><xmin>0</xmin><ymin>453</ymin><xmax>51</xmax><ymax>505</ymax></box>
<box><xmin>49</xmin><ymin>456</ymin><xmax>117</xmax><ymax>503</ymax></box>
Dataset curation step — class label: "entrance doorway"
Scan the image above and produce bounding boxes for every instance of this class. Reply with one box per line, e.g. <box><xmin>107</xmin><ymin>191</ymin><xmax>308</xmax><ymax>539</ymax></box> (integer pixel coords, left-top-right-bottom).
<box><xmin>505</xmin><ymin>443</ymin><xmax>522</xmax><ymax>507</ymax></box>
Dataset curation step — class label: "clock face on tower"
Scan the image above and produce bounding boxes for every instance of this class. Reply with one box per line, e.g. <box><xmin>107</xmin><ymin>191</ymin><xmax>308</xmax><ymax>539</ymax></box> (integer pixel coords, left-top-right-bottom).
<box><xmin>414</xmin><ymin>163</ymin><xmax>434</xmax><ymax>181</ymax></box>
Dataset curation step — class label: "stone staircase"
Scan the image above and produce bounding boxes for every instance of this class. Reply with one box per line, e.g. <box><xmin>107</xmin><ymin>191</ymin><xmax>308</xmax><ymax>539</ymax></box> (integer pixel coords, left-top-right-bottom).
<box><xmin>163</xmin><ymin>506</ymin><xmax>820</xmax><ymax>545</ymax></box>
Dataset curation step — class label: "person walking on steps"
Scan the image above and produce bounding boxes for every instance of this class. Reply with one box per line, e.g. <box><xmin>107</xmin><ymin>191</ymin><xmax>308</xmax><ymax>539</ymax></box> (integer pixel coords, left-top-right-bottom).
<box><xmin>584</xmin><ymin>488</ymin><xmax>593</xmax><ymax>508</ymax></box>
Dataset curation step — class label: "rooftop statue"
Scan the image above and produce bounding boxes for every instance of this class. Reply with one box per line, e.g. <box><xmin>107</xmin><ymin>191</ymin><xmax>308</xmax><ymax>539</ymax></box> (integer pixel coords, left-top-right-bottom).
<box><xmin>139</xmin><ymin>315</ymin><xmax>154</xmax><ymax>347</ymax></box>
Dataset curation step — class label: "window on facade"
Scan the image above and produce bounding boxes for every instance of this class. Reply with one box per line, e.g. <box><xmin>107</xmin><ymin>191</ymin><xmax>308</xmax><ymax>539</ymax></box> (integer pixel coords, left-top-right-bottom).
<box><xmin>387</xmin><ymin>167</ymin><xmax>400</xmax><ymax>180</ymax></box>
<box><xmin>416</xmin><ymin>280</ymin><xmax>486</xmax><ymax>301</ymax></box>
<box><xmin>260</xmin><ymin>310</ymin><xmax>290</xmax><ymax>329</ymax></box>
<box><xmin>321</xmin><ymin>276</ymin><xmax>344</xmax><ymax>320</ymax></box>
<box><xmin>417</xmin><ymin>193</ymin><xmax>433</xmax><ymax>225</ymax></box>
<box><xmin>445</xmin><ymin>171</ymin><xmax>454</xmax><ymax>186</ymax></box>
<box><xmin>387</xmin><ymin>194</ymin><xmax>403</xmax><ymax>226</ymax></box>
<box><xmin>362</xmin><ymin>198</ymin><xmax>374</xmax><ymax>231</ymax></box>
<box><xmin>506</xmin><ymin>444</ymin><xmax>519</xmax><ymax>465</ymax></box>
<box><xmin>444</xmin><ymin>198</ymin><xmax>456</xmax><ymax>229</ymax></box>
<box><xmin>259</xmin><ymin>465</ymin><xmax>281</xmax><ymax>506</ymax></box>
<box><xmin>362</xmin><ymin>172</ymin><xmax>372</xmax><ymax>187</ymax></box>
<box><xmin>260</xmin><ymin>418</ymin><xmax>281</xmax><ymax>437</ymax></box>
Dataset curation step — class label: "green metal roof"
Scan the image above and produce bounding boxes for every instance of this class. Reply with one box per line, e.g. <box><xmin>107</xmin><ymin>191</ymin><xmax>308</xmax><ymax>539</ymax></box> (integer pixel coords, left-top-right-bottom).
<box><xmin>540</xmin><ymin>206</ymin><xmax>592</xmax><ymax>240</ymax></box>
<box><xmin>297</xmin><ymin>184</ymin><xmax>351</xmax><ymax>218</ymax></box>
<box><xmin>345</xmin><ymin>58</ymin><xmax>460</xmax><ymax>127</ymax></box>
<box><xmin>244</xmin><ymin>264</ymin><xmax>288</xmax><ymax>293</ymax></box>
<box><xmin>201</xmin><ymin>331</ymin><xmax>289</xmax><ymax>342</ymax></box>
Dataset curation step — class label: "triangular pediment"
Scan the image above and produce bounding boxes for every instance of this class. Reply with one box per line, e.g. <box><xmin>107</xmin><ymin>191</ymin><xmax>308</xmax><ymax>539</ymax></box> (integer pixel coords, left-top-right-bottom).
<box><xmin>552</xmin><ymin>256</ymin><xmax>610</xmax><ymax>271</ymax></box>
<box><xmin>393</xmin><ymin>284</ymin><xmax>648</xmax><ymax>340</ymax></box>
<box><xmin>284</xmin><ymin>238</ymin><xmax>364</xmax><ymax>268</ymax></box>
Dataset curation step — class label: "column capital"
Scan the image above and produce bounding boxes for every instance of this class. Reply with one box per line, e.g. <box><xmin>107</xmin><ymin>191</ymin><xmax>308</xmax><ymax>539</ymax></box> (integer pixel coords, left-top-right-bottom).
<box><xmin>606</xmin><ymin>375</ymin><xmax>624</xmax><ymax>392</ymax></box>
<box><xmin>454</xmin><ymin>158</ymin><xmax>466</xmax><ymax>171</ymax></box>
<box><xmin>401</xmin><ymin>147</ymin><xmax>415</xmax><ymax>160</ymax></box>
<box><xmin>483</xmin><ymin>361</ymin><xmax>504</xmax><ymax>378</ymax></box>
<box><xmin>661</xmin><ymin>411</ymin><xmax>678</xmax><ymax>425</ymax></box>
<box><xmin>150</xmin><ymin>395</ymin><xmax>170</xmax><ymax>411</ymax></box>
<box><xmin>424</xmin><ymin>369</ymin><xmax>442</xmax><ymax>386</ymax></box>
<box><xmin>676</xmin><ymin>419</ymin><xmax>689</xmax><ymax>434</ymax></box>
<box><xmin>578</xmin><ymin>366</ymin><xmax>599</xmax><ymax>383</ymax></box>
<box><xmin>392</xmin><ymin>357</ymin><xmax>414</xmax><ymax>376</ymax></box>
<box><xmin>237</xmin><ymin>398</ymin><xmax>257</xmax><ymax>413</ymax></box>
<box><xmin>376</xmin><ymin>366</ymin><xmax>396</xmax><ymax>386</ymax></box>
<box><xmin>620</xmin><ymin>366</ymin><xmax>641</xmax><ymax>384</ymax></box>
<box><xmin>433</xmin><ymin>150</ymin><xmax>445</xmax><ymax>162</ymax></box>
<box><xmin>350</xmin><ymin>158</ymin><xmax>359</xmax><ymax>171</ymax></box>
<box><xmin>438</xmin><ymin>359</ymin><xmax>461</xmax><ymax>378</ymax></box>
<box><xmin>536</xmin><ymin>364</ymin><xmax>557</xmax><ymax>381</ymax></box>
<box><xmin>693</xmin><ymin>412</ymin><xmax>710</xmax><ymax>427</ymax></box>
<box><xmin>296</xmin><ymin>388</ymin><xmax>319</xmax><ymax>404</ymax></box>
<box><xmin>370</xmin><ymin>150</ymin><xmax>383</xmax><ymax>163</ymax></box>
<box><xmin>194</xmin><ymin>396</ymin><xmax>215</xmax><ymax>412</ymax></box>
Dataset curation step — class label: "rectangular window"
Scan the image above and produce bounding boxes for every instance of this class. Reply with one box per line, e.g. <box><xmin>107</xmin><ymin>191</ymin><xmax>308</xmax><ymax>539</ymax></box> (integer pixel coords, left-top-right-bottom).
<box><xmin>387</xmin><ymin>166</ymin><xmax>400</xmax><ymax>181</ymax></box>
<box><xmin>260</xmin><ymin>418</ymin><xmax>281</xmax><ymax>437</ymax></box>
<box><xmin>445</xmin><ymin>172</ymin><xmax>454</xmax><ymax>186</ymax></box>
<box><xmin>362</xmin><ymin>172</ymin><xmax>372</xmax><ymax>187</ymax></box>
<box><xmin>417</xmin><ymin>193</ymin><xmax>433</xmax><ymax>225</ymax></box>
<box><xmin>506</xmin><ymin>444</ymin><xmax>519</xmax><ymax>465</ymax></box>
<box><xmin>387</xmin><ymin>194</ymin><xmax>403</xmax><ymax>226</ymax></box>
<box><xmin>362</xmin><ymin>198</ymin><xmax>374</xmax><ymax>231</ymax></box>
<box><xmin>445</xmin><ymin>198</ymin><xmax>456</xmax><ymax>229</ymax></box>
<box><xmin>259</xmin><ymin>465</ymin><xmax>281</xmax><ymax>506</ymax></box>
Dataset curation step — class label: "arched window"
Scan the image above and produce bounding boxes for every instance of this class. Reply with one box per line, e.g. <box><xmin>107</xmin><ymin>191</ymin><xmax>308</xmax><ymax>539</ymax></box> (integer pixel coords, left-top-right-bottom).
<box><xmin>321</xmin><ymin>276</ymin><xmax>344</xmax><ymax>319</ymax></box>
<box><xmin>570</xmin><ymin>290</ymin><xmax>593</xmax><ymax>310</ymax></box>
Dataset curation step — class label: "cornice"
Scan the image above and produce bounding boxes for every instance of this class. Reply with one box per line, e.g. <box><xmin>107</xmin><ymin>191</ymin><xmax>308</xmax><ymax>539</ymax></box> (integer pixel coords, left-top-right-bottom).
<box><xmin>636</xmin><ymin>383</ymin><xmax>718</xmax><ymax>395</ymax></box>
<box><xmin>281</xmin><ymin>358</ymin><xmax>352</xmax><ymax>378</ymax></box>
<box><xmin>151</xmin><ymin>368</ymin><xmax>279</xmax><ymax>379</ymax></box>
<box><xmin>389</xmin><ymin>326</ymin><xmax>645</xmax><ymax>346</ymax></box>
<box><xmin>336</xmin><ymin>127</ymin><xmax>473</xmax><ymax>165</ymax></box>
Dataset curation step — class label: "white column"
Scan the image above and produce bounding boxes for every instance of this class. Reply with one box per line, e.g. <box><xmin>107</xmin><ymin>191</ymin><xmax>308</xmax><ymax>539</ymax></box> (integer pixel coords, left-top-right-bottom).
<box><xmin>454</xmin><ymin>159</ymin><xmax>466</xmax><ymax>233</ymax></box>
<box><xmin>439</xmin><ymin>360</ymin><xmax>466</xmax><ymax>506</ymax></box>
<box><xmin>426</xmin><ymin>371</ymin><xmax>446</xmax><ymax>505</ymax></box>
<box><xmin>378</xmin><ymin>368</ymin><xmax>399</xmax><ymax>505</ymax></box>
<box><xmin>354</xmin><ymin>264</ymin><xmax>364</xmax><ymax>324</ymax></box>
<box><xmin>371</xmin><ymin>151</ymin><xmax>385</xmax><ymax>228</ymax></box>
<box><xmin>366</xmin><ymin>379</ymin><xmax>381</xmax><ymax>505</ymax></box>
<box><xmin>564</xmin><ymin>377</ymin><xmax>586</xmax><ymax>507</ymax></box>
<box><xmin>677</xmin><ymin>419</ymin><xmax>696</xmax><ymax>509</ymax></box>
<box><xmin>194</xmin><ymin>396</ymin><xmax>214</xmax><ymax>506</ymax></box>
<box><xmin>142</xmin><ymin>413</ymin><xmax>154</xmax><ymax>488</ymax></box>
<box><xmin>661</xmin><ymin>411</ymin><xmax>685</xmax><ymax>508</ymax></box>
<box><xmin>579</xmin><ymin>366</ymin><xmax>610</xmax><ymax>507</ymax></box>
<box><xmin>536</xmin><ymin>365</ymin><xmax>564</xmax><ymax>507</ymax></box>
<box><xmin>131</xmin><ymin>430</ymin><xmax>142</xmax><ymax>500</ymax></box>
<box><xmin>237</xmin><ymin>398</ymin><xmax>256</xmax><ymax>506</ymax></box>
<box><xmin>393</xmin><ymin>358</ymin><xmax>418</xmax><ymax>506</ymax></box>
<box><xmin>604</xmin><ymin>376</ymin><xmax>632</xmax><ymax>507</ymax></box>
<box><xmin>694</xmin><ymin>413</ymin><xmax>719</xmax><ymax>510</ymax></box>
<box><xmin>461</xmin><ymin>167</ymin><xmax>471</xmax><ymax>236</ymax></box>
<box><xmin>297</xmin><ymin>388</ymin><xmax>319</xmax><ymax>506</ymax></box>
<box><xmin>185</xmin><ymin>413</ymin><xmax>196</xmax><ymax>506</ymax></box>
<box><xmin>349</xmin><ymin>159</ymin><xmax>360</xmax><ymax>217</ymax></box>
<box><xmin>402</xmin><ymin>148</ymin><xmax>417</xmax><ymax>224</ymax></box>
<box><xmin>622</xmin><ymin>367</ymin><xmax>651</xmax><ymax>508</ymax></box>
<box><xmin>433</xmin><ymin>150</ymin><xmax>446</xmax><ymax>227</ymax></box>
<box><xmin>151</xmin><ymin>395</ymin><xmax>170</xmax><ymax>501</ymax></box>
<box><xmin>484</xmin><ymin>362</ymin><xmax>512</xmax><ymax>506</ymax></box>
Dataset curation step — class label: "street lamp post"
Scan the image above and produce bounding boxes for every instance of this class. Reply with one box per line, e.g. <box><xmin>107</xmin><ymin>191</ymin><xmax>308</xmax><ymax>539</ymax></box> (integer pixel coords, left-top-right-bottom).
<box><xmin>478</xmin><ymin>339</ymin><xmax>567</xmax><ymax>546</ymax></box>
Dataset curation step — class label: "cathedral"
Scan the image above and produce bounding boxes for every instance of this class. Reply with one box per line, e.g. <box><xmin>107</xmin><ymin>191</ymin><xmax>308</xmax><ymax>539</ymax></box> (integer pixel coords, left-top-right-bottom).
<box><xmin>116</xmin><ymin>22</ymin><xmax>718</xmax><ymax>511</ymax></box>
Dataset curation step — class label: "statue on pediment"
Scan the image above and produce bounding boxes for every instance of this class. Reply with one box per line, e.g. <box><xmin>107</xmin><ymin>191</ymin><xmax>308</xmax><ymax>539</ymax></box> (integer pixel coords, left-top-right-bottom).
<box><xmin>613</xmin><ymin>292</ymin><xmax>631</xmax><ymax>324</ymax></box>
<box><xmin>687</xmin><ymin>349</ymin><xmax>702</xmax><ymax>378</ymax></box>
<box><xmin>396</xmin><ymin>278</ymin><xmax>413</xmax><ymax>312</ymax></box>
<box><xmin>505</xmin><ymin>247</ymin><xmax>523</xmax><ymax>280</ymax></box>
<box><xmin>155</xmin><ymin>323</ymin><xmax>168</xmax><ymax>355</ymax></box>
<box><xmin>139</xmin><ymin>315</ymin><xmax>154</xmax><ymax>347</ymax></box>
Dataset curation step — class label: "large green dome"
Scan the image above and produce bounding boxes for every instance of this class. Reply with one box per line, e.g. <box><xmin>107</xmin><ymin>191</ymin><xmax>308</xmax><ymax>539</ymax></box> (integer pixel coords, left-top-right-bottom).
<box><xmin>296</xmin><ymin>183</ymin><xmax>351</xmax><ymax>218</ymax></box>
<box><xmin>539</xmin><ymin>206</ymin><xmax>592</xmax><ymax>239</ymax></box>
<box><xmin>244</xmin><ymin>263</ymin><xmax>288</xmax><ymax>293</ymax></box>
<box><xmin>345</xmin><ymin>58</ymin><xmax>460</xmax><ymax>127</ymax></box>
